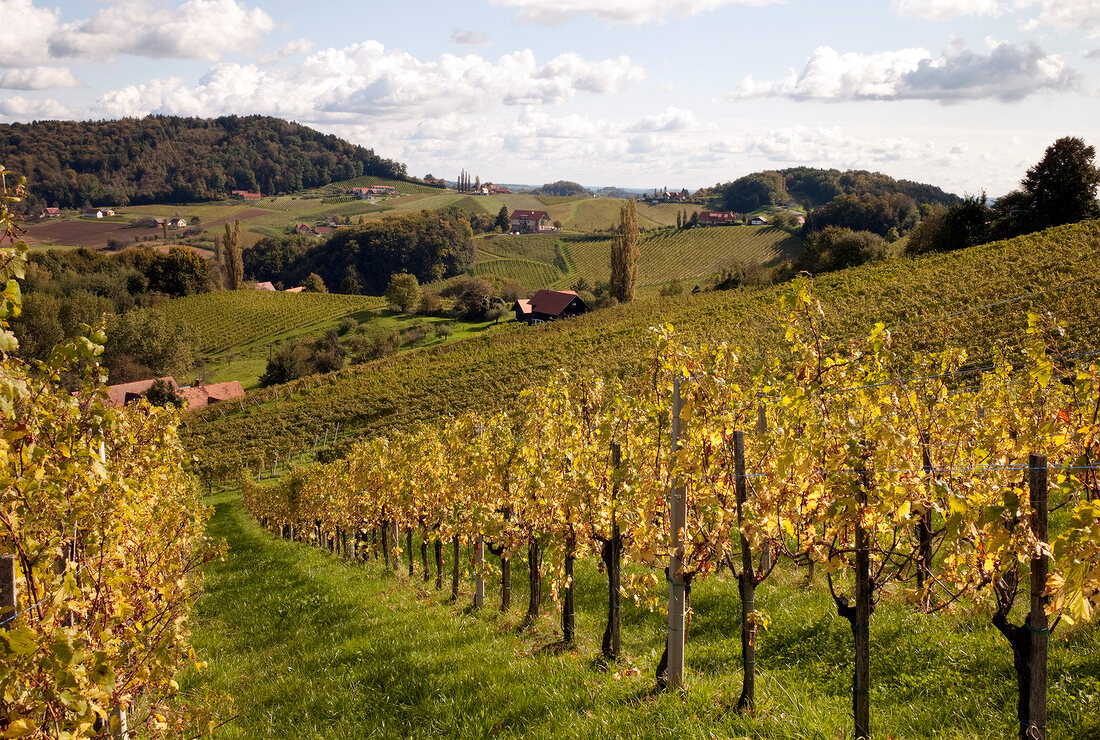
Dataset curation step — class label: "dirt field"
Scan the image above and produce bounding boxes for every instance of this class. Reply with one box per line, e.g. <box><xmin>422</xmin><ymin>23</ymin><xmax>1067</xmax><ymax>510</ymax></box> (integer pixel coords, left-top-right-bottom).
<box><xmin>197</xmin><ymin>208</ymin><xmax>270</xmax><ymax>232</ymax></box>
<box><xmin>21</xmin><ymin>219</ymin><xmax>158</xmax><ymax>250</ymax></box>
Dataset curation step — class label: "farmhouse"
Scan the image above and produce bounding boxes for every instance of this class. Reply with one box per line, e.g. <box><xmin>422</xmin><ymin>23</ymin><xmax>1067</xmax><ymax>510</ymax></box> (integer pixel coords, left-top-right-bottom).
<box><xmin>104</xmin><ymin>377</ymin><xmax>245</xmax><ymax>411</ymax></box>
<box><xmin>231</xmin><ymin>190</ymin><xmax>262</xmax><ymax>200</ymax></box>
<box><xmin>40</xmin><ymin>207</ymin><xmax>61</xmax><ymax>218</ymax></box>
<box><xmin>749</xmin><ymin>215</ymin><xmax>769</xmax><ymax>226</ymax></box>
<box><xmin>512</xmin><ymin>289</ymin><xmax>588</xmax><ymax>324</ymax></box>
<box><xmin>84</xmin><ymin>209</ymin><xmax>104</xmax><ymax>219</ymax></box>
<box><xmin>698</xmin><ymin>211</ymin><xmax>737</xmax><ymax>227</ymax></box>
<box><xmin>351</xmin><ymin>185</ymin><xmax>398</xmax><ymax>198</ymax></box>
<box><xmin>510</xmin><ymin>209</ymin><xmax>552</xmax><ymax>234</ymax></box>
<box><xmin>254</xmin><ymin>281</ymin><xmax>277</xmax><ymax>291</ymax></box>
<box><xmin>178</xmin><ymin>380</ymin><xmax>246</xmax><ymax>411</ymax></box>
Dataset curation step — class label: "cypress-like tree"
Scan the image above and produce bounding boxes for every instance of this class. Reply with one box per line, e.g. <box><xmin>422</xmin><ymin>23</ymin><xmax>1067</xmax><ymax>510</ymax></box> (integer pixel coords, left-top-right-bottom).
<box><xmin>224</xmin><ymin>220</ymin><xmax>244</xmax><ymax>290</ymax></box>
<box><xmin>496</xmin><ymin>204</ymin><xmax>510</xmax><ymax>231</ymax></box>
<box><xmin>610</xmin><ymin>200</ymin><xmax>639</xmax><ymax>303</ymax></box>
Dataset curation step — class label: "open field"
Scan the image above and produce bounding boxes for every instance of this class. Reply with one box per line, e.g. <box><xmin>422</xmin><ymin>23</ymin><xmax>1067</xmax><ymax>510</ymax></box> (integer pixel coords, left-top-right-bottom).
<box><xmin>186</xmin><ymin>490</ymin><xmax>1100</xmax><ymax>739</ymax></box>
<box><xmin>21</xmin><ymin>218</ymin><xmax>161</xmax><ymax>249</ymax></box>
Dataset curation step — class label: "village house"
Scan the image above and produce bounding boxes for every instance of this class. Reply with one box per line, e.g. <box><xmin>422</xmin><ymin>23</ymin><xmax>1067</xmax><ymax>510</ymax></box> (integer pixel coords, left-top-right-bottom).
<box><xmin>254</xmin><ymin>281</ymin><xmax>277</xmax><ymax>291</ymax></box>
<box><xmin>231</xmin><ymin>190</ymin><xmax>262</xmax><ymax>200</ymax></box>
<box><xmin>698</xmin><ymin>211</ymin><xmax>738</xmax><ymax>227</ymax></box>
<box><xmin>512</xmin><ymin>289</ymin><xmax>588</xmax><ymax>325</ymax></box>
<box><xmin>40</xmin><ymin>207</ymin><xmax>61</xmax><ymax>218</ymax></box>
<box><xmin>350</xmin><ymin>185</ymin><xmax>397</xmax><ymax>198</ymax></box>
<box><xmin>104</xmin><ymin>377</ymin><xmax>245</xmax><ymax>411</ymax></box>
<box><xmin>749</xmin><ymin>215</ymin><xmax>769</xmax><ymax>226</ymax></box>
<box><xmin>83</xmin><ymin>209</ymin><xmax>104</xmax><ymax>219</ymax></box>
<box><xmin>509</xmin><ymin>209</ymin><xmax>552</xmax><ymax>234</ymax></box>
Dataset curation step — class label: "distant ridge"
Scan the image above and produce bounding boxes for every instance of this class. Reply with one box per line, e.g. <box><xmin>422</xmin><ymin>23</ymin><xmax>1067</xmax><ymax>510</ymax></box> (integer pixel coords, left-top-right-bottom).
<box><xmin>1</xmin><ymin>115</ymin><xmax>411</xmax><ymax>210</ymax></box>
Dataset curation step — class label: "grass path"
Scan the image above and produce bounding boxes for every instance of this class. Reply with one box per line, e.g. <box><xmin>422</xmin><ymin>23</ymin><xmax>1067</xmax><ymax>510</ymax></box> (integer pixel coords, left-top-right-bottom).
<box><xmin>185</xmin><ymin>491</ymin><xmax>1100</xmax><ymax>739</ymax></box>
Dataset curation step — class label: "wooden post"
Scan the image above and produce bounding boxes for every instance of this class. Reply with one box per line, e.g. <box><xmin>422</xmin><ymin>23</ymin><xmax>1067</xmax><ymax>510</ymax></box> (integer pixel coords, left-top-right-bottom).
<box><xmin>435</xmin><ymin>539</ymin><xmax>444</xmax><ymax>590</ymax></box>
<box><xmin>421</xmin><ymin>530</ymin><xmax>431</xmax><ymax>583</ymax></box>
<box><xmin>854</xmin><ymin>463</ymin><xmax>872</xmax><ymax>740</ymax></box>
<box><xmin>382</xmin><ymin>523</ymin><xmax>391</xmax><ymax>569</ymax></box>
<box><xmin>406</xmin><ymin>529</ymin><xmax>414</xmax><ymax>577</ymax></box>
<box><xmin>0</xmin><ymin>554</ymin><xmax>16</xmax><ymax>629</ymax></box>
<box><xmin>756</xmin><ymin>404</ymin><xmax>772</xmax><ymax>573</ymax></box>
<box><xmin>666</xmin><ymin>374</ymin><xmax>687</xmax><ymax>689</ymax></box>
<box><xmin>1028</xmin><ymin>453</ymin><xmax>1049</xmax><ymax>740</ymax></box>
<box><xmin>451</xmin><ymin>535</ymin><xmax>460</xmax><ymax>602</ymax></box>
<box><xmin>734</xmin><ymin>430</ymin><xmax>756</xmax><ymax>712</ymax></box>
<box><xmin>602</xmin><ymin>442</ymin><xmax>623</xmax><ymax>661</ymax></box>
<box><xmin>474</xmin><ymin>535</ymin><xmax>485</xmax><ymax>608</ymax></box>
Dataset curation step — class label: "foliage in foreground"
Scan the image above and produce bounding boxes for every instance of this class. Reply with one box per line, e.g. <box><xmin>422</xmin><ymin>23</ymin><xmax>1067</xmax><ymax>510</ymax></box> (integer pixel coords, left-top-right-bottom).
<box><xmin>1</xmin><ymin>166</ymin><xmax>220</xmax><ymax>738</ymax></box>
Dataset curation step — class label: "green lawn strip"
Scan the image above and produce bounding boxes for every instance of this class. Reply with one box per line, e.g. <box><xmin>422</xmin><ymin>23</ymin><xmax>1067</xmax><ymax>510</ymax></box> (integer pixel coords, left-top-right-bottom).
<box><xmin>183</xmin><ymin>491</ymin><xmax>1100</xmax><ymax>738</ymax></box>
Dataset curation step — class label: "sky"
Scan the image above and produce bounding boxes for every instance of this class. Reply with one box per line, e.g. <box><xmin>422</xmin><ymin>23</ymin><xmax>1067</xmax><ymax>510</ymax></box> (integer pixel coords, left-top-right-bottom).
<box><xmin>1</xmin><ymin>0</ymin><xmax>1098</xmax><ymax>196</ymax></box>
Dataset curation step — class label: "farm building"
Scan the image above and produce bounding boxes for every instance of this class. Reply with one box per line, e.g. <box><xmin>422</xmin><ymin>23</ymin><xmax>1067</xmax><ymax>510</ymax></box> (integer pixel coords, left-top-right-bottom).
<box><xmin>698</xmin><ymin>211</ymin><xmax>738</xmax><ymax>227</ymax></box>
<box><xmin>40</xmin><ymin>207</ymin><xmax>61</xmax><ymax>218</ymax></box>
<box><xmin>231</xmin><ymin>190</ymin><xmax>262</xmax><ymax>200</ymax></box>
<box><xmin>749</xmin><ymin>215</ymin><xmax>769</xmax><ymax>226</ymax></box>
<box><xmin>512</xmin><ymin>289</ymin><xmax>588</xmax><ymax>324</ymax></box>
<box><xmin>254</xmin><ymin>281</ymin><xmax>277</xmax><ymax>291</ymax></box>
<box><xmin>84</xmin><ymin>209</ymin><xmax>104</xmax><ymax>219</ymax></box>
<box><xmin>104</xmin><ymin>377</ymin><xmax>244</xmax><ymax>411</ymax></box>
<box><xmin>510</xmin><ymin>209</ymin><xmax>552</xmax><ymax>234</ymax></box>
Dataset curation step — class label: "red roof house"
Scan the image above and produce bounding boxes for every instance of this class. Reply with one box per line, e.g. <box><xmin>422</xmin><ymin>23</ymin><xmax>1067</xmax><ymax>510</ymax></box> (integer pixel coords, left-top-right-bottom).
<box><xmin>512</xmin><ymin>289</ymin><xmax>588</xmax><ymax>324</ymax></box>
<box><xmin>105</xmin><ymin>377</ymin><xmax>179</xmax><ymax>408</ymax></box>
<box><xmin>179</xmin><ymin>380</ymin><xmax>245</xmax><ymax>411</ymax></box>
<box><xmin>510</xmin><ymin>210</ymin><xmax>552</xmax><ymax>234</ymax></box>
<box><xmin>698</xmin><ymin>211</ymin><xmax>738</xmax><ymax>227</ymax></box>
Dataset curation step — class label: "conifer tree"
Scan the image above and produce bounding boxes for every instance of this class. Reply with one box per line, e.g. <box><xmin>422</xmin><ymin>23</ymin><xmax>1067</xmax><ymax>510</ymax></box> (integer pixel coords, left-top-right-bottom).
<box><xmin>223</xmin><ymin>220</ymin><xmax>244</xmax><ymax>290</ymax></box>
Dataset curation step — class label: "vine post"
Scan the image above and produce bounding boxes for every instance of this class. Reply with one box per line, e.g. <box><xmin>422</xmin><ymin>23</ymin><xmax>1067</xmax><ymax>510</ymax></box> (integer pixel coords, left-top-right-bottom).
<box><xmin>474</xmin><ymin>535</ymin><xmax>485</xmax><ymax>608</ymax></box>
<box><xmin>1028</xmin><ymin>452</ymin><xmax>1049</xmax><ymax>740</ymax></box>
<box><xmin>734</xmin><ymin>430</ymin><xmax>756</xmax><ymax>712</ymax></box>
<box><xmin>0</xmin><ymin>554</ymin><xmax>15</xmax><ymax>629</ymax></box>
<box><xmin>665</xmin><ymin>373</ymin><xmax>687</xmax><ymax>689</ymax></box>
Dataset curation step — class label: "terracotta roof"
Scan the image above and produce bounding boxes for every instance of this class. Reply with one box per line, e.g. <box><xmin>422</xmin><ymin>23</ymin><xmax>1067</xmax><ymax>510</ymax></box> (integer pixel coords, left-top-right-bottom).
<box><xmin>513</xmin><ymin>298</ymin><xmax>532</xmax><ymax>315</ymax></box>
<box><xmin>254</xmin><ymin>281</ymin><xmax>276</xmax><ymax>291</ymax></box>
<box><xmin>178</xmin><ymin>381</ymin><xmax>245</xmax><ymax>411</ymax></box>
<box><xmin>699</xmin><ymin>211</ymin><xmax>736</xmax><ymax>221</ymax></box>
<box><xmin>284</xmin><ymin>286</ymin><xmax>305</xmax><ymax>293</ymax></box>
<box><xmin>528</xmin><ymin>289</ymin><xmax>583</xmax><ymax>317</ymax></box>
<box><xmin>105</xmin><ymin>376</ymin><xmax>178</xmax><ymax>408</ymax></box>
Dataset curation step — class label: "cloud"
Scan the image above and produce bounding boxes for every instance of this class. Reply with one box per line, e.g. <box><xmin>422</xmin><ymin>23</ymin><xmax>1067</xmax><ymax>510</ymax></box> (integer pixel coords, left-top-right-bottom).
<box><xmin>1086</xmin><ymin>48</ymin><xmax>1100</xmax><ymax>59</ymax></box>
<box><xmin>891</xmin><ymin>0</ymin><xmax>1001</xmax><ymax>19</ymax></box>
<box><xmin>628</xmin><ymin>107</ymin><xmax>697</xmax><ymax>132</ymax></box>
<box><xmin>490</xmin><ymin>0</ymin><xmax>781</xmax><ymax>25</ymax></box>
<box><xmin>1017</xmin><ymin>0</ymin><xmax>1100</xmax><ymax>38</ymax></box>
<box><xmin>258</xmin><ymin>38</ymin><xmax>314</xmax><ymax>65</ymax></box>
<box><xmin>49</xmin><ymin>0</ymin><xmax>275</xmax><ymax>62</ymax></box>
<box><xmin>729</xmin><ymin>40</ymin><xmax>1077</xmax><ymax>103</ymax></box>
<box><xmin>0</xmin><ymin>95</ymin><xmax>69</xmax><ymax>119</ymax></box>
<box><xmin>0</xmin><ymin>0</ymin><xmax>60</xmax><ymax>67</ymax></box>
<box><xmin>0</xmin><ymin>66</ymin><xmax>79</xmax><ymax>90</ymax></box>
<box><xmin>93</xmin><ymin>43</ymin><xmax>645</xmax><ymax>120</ymax></box>
<box><xmin>451</xmin><ymin>29</ymin><xmax>490</xmax><ymax>46</ymax></box>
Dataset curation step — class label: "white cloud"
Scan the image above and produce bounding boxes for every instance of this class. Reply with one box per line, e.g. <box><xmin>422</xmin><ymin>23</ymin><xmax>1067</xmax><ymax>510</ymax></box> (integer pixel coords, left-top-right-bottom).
<box><xmin>729</xmin><ymin>40</ymin><xmax>1077</xmax><ymax>103</ymax></box>
<box><xmin>94</xmin><ymin>43</ymin><xmax>645</xmax><ymax>119</ymax></box>
<box><xmin>0</xmin><ymin>0</ymin><xmax>60</xmax><ymax>67</ymax></box>
<box><xmin>0</xmin><ymin>95</ymin><xmax>69</xmax><ymax>119</ymax></box>
<box><xmin>490</xmin><ymin>0</ymin><xmax>781</xmax><ymax>25</ymax></box>
<box><xmin>0</xmin><ymin>66</ymin><xmax>79</xmax><ymax>90</ymax></box>
<box><xmin>451</xmin><ymin>29</ymin><xmax>490</xmax><ymax>46</ymax></box>
<box><xmin>1017</xmin><ymin>0</ymin><xmax>1100</xmax><ymax>37</ymax></box>
<box><xmin>49</xmin><ymin>0</ymin><xmax>275</xmax><ymax>62</ymax></box>
<box><xmin>258</xmin><ymin>38</ymin><xmax>314</xmax><ymax>65</ymax></box>
<box><xmin>891</xmin><ymin>0</ymin><xmax>1002</xmax><ymax>19</ymax></box>
<box><xmin>628</xmin><ymin>107</ymin><xmax>697</xmax><ymax>132</ymax></box>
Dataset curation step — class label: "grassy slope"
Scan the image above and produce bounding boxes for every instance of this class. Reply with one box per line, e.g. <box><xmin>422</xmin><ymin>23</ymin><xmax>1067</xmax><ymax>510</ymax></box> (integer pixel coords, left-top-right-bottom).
<box><xmin>183</xmin><ymin>221</ymin><xmax>1100</xmax><ymax>476</ymax></box>
<box><xmin>186</xmin><ymin>491</ymin><xmax>1100</xmax><ymax>739</ymax></box>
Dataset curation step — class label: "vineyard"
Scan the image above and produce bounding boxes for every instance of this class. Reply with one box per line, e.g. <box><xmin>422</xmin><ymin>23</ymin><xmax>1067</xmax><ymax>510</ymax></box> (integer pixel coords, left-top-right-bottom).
<box><xmin>632</xmin><ymin>225</ymin><xmax>802</xmax><ymax>287</ymax></box>
<box><xmin>182</xmin><ymin>221</ymin><xmax>1100</xmax><ymax>485</ymax></box>
<box><xmin>236</xmin><ymin>276</ymin><xmax>1100</xmax><ymax>738</ymax></box>
<box><xmin>472</xmin><ymin>259</ymin><xmax>564</xmax><ymax>290</ymax></box>
<box><xmin>158</xmin><ymin>291</ymin><xmax>385</xmax><ymax>354</ymax></box>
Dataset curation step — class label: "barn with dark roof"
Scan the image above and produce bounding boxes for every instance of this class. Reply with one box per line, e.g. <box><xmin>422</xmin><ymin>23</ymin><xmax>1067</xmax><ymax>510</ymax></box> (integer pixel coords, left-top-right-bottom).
<box><xmin>512</xmin><ymin>289</ymin><xmax>589</xmax><ymax>325</ymax></box>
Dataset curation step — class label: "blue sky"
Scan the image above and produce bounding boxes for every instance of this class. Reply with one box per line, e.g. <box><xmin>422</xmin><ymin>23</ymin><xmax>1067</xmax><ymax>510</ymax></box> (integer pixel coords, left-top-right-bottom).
<box><xmin>1</xmin><ymin>0</ymin><xmax>1097</xmax><ymax>195</ymax></box>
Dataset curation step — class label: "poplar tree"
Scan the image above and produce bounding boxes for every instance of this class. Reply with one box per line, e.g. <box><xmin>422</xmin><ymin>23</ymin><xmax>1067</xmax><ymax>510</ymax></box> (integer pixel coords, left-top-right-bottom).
<box><xmin>223</xmin><ymin>220</ymin><xmax>244</xmax><ymax>290</ymax></box>
<box><xmin>610</xmin><ymin>199</ymin><xmax>639</xmax><ymax>303</ymax></box>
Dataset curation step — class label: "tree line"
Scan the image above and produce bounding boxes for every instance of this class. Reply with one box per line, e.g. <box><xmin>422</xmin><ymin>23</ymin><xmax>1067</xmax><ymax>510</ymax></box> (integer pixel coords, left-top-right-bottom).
<box><xmin>0</xmin><ymin>115</ymin><xmax>409</xmax><ymax>211</ymax></box>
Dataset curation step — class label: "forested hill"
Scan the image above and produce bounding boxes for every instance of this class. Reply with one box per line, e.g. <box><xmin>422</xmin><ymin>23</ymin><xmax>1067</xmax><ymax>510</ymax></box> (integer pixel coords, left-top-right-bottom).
<box><xmin>1</xmin><ymin>115</ymin><xmax>409</xmax><ymax>209</ymax></box>
<box><xmin>711</xmin><ymin>167</ymin><xmax>961</xmax><ymax>212</ymax></box>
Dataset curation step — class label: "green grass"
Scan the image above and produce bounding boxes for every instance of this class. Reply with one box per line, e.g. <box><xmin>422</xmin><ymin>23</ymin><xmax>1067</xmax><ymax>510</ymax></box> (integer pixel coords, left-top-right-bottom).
<box><xmin>185</xmin><ymin>490</ymin><xmax>1100</xmax><ymax>738</ymax></box>
<box><xmin>330</xmin><ymin>175</ymin><xmax>444</xmax><ymax>195</ymax></box>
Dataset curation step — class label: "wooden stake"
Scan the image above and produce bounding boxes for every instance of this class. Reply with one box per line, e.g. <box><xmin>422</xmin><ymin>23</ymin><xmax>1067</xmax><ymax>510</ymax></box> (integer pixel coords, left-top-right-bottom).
<box><xmin>666</xmin><ymin>374</ymin><xmax>686</xmax><ymax>688</ymax></box>
<box><xmin>474</xmin><ymin>535</ymin><xmax>485</xmax><ymax>608</ymax></box>
<box><xmin>1028</xmin><ymin>453</ymin><xmax>1049</xmax><ymax>740</ymax></box>
<box><xmin>0</xmin><ymin>554</ymin><xmax>16</xmax><ymax>629</ymax></box>
<box><xmin>734</xmin><ymin>430</ymin><xmax>756</xmax><ymax>712</ymax></box>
